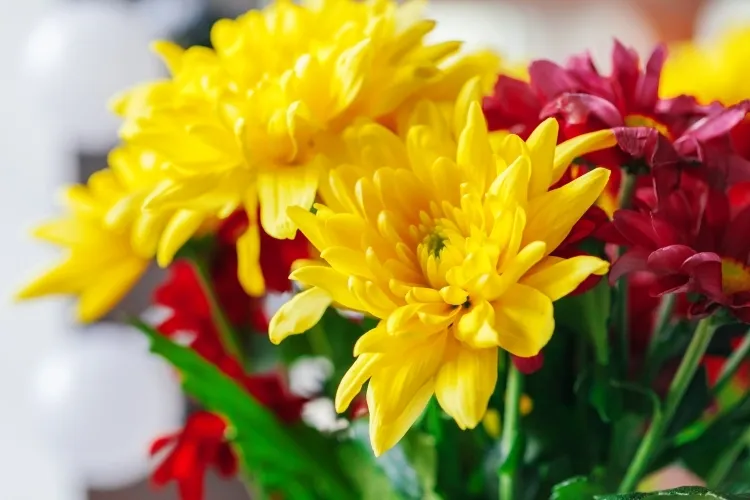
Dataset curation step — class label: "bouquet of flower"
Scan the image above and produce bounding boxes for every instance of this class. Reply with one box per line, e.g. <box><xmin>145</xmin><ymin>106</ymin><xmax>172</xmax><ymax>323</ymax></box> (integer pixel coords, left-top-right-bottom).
<box><xmin>16</xmin><ymin>1</ymin><xmax>750</xmax><ymax>498</ymax></box>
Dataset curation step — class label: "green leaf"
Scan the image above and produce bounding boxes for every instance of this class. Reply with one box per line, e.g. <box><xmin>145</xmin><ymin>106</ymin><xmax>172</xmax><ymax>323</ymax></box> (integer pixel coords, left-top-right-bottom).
<box><xmin>556</xmin><ymin>279</ymin><xmax>611</xmax><ymax>366</ymax></box>
<box><xmin>134</xmin><ymin>321</ymin><xmax>353</xmax><ymax>500</ymax></box>
<box><xmin>575</xmin><ymin>365</ymin><xmax>624</xmax><ymax>423</ymax></box>
<box><xmin>595</xmin><ymin>486</ymin><xmax>750</xmax><ymax>499</ymax></box>
<box><xmin>551</xmin><ymin>476</ymin><xmax>607</xmax><ymax>500</ymax></box>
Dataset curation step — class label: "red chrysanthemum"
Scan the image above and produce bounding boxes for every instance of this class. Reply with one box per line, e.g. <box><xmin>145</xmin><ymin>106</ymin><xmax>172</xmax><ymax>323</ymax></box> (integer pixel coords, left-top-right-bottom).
<box><xmin>608</xmin><ymin>120</ymin><xmax>750</xmax><ymax>323</ymax></box>
<box><xmin>150</xmin><ymin>412</ymin><xmax>237</xmax><ymax>500</ymax></box>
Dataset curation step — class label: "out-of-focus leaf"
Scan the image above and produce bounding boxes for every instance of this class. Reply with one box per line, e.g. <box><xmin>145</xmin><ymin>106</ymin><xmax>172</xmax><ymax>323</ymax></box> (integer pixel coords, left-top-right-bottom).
<box><xmin>551</xmin><ymin>476</ymin><xmax>607</xmax><ymax>500</ymax></box>
<box><xmin>595</xmin><ymin>486</ymin><xmax>750</xmax><ymax>499</ymax></box>
<box><xmin>556</xmin><ymin>280</ymin><xmax>611</xmax><ymax>366</ymax></box>
<box><xmin>575</xmin><ymin>365</ymin><xmax>624</xmax><ymax>423</ymax></box>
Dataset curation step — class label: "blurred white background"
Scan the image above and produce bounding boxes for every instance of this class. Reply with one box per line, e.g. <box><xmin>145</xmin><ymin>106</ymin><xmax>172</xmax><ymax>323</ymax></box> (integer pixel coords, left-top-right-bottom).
<box><xmin>2</xmin><ymin>0</ymin><xmax>750</xmax><ymax>499</ymax></box>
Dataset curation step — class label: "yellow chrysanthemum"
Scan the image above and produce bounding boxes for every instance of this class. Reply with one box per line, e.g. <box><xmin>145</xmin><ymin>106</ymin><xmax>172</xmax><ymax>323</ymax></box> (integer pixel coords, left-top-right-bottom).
<box><xmin>112</xmin><ymin>0</ymin><xmax>498</xmax><ymax>296</ymax></box>
<box><xmin>16</xmin><ymin>174</ymin><xmax>150</xmax><ymax>322</ymax></box>
<box><xmin>661</xmin><ymin>27</ymin><xmax>750</xmax><ymax>105</ymax></box>
<box><xmin>268</xmin><ymin>81</ymin><xmax>615</xmax><ymax>455</ymax></box>
<box><xmin>15</xmin><ymin>145</ymin><xmax>217</xmax><ymax>322</ymax></box>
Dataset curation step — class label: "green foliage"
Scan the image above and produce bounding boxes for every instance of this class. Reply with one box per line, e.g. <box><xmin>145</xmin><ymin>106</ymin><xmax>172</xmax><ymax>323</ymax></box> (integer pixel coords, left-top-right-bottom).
<box><xmin>550</xmin><ymin>476</ymin><xmax>607</xmax><ymax>500</ymax></box>
<box><xmin>595</xmin><ymin>486</ymin><xmax>750</xmax><ymax>499</ymax></box>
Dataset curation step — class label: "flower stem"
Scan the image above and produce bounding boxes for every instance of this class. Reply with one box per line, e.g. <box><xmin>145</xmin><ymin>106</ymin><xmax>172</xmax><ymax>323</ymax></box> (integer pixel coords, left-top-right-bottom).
<box><xmin>617</xmin><ymin>316</ymin><xmax>716</xmax><ymax>492</ymax></box>
<box><xmin>499</xmin><ymin>361</ymin><xmax>524</xmax><ymax>500</ymax></box>
<box><xmin>616</xmin><ymin>171</ymin><xmax>638</xmax><ymax>377</ymax></box>
<box><xmin>185</xmin><ymin>254</ymin><xmax>243</xmax><ymax>361</ymax></box>
<box><xmin>643</xmin><ymin>294</ymin><xmax>677</xmax><ymax>371</ymax></box>
<box><xmin>706</xmin><ymin>424</ymin><xmax>750</xmax><ymax>487</ymax></box>
<box><xmin>618</xmin><ymin>171</ymin><xmax>638</xmax><ymax>210</ymax></box>
<box><xmin>712</xmin><ymin>328</ymin><xmax>750</xmax><ymax>397</ymax></box>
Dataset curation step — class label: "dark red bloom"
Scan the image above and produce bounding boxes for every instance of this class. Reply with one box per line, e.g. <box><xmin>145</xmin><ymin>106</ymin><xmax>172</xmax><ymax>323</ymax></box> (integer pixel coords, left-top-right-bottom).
<box><xmin>150</xmin><ymin>412</ymin><xmax>237</xmax><ymax>500</ymax></box>
<box><xmin>483</xmin><ymin>42</ymin><xmax>708</xmax><ymax>153</ymax></box>
<box><xmin>607</xmin><ymin>128</ymin><xmax>750</xmax><ymax>323</ymax></box>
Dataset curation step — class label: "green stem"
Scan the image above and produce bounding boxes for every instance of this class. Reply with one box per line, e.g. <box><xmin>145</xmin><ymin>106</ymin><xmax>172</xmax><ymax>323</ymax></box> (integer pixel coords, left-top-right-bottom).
<box><xmin>185</xmin><ymin>254</ymin><xmax>243</xmax><ymax>361</ymax></box>
<box><xmin>648</xmin><ymin>294</ymin><xmax>676</xmax><ymax>356</ymax></box>
<box><xmin>617</xmin><ymin>316</ymin><xmax>716</xmax><ymax>492</ymax></box>
<box><xmin>618</xmin><ymin>171</ymin><xmax>638</xmax><ymax>210</ymax></box>
<box><xmin>706</xmin><ymin>425</ymin><xmax>750</xmax><ymax>487</ymax></box>
<box><xmin>712</xmin><ymin>328</ymin><xmax>750</xmax><ymax>397</ymax></box>
<box><xmin>641</xmin><ymin>294</ymin><xmax>678</xmax><ymax>383</ymax></box>
<box><xmin>499</xmin><ymin>361</ymin><xmax>524</xmax><ymax>500</ymax></box>
<box><xmin>616</xmin><ymin>172</ymin><xmax>638</xmax><ymax>377</ymax></box>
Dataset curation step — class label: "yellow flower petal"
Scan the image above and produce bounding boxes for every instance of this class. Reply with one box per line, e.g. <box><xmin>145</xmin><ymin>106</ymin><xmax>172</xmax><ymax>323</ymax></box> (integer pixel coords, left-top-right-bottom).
<box><xmin>521</xmin><ymin>255</ymin><xmax>610</xmax><ymax>301</ymax></box>
<box><xmin>435</xmin><ymin>341</ymin><xmax>498</xmax><ymax>430</ymax></box>
<box><xmin>494</xmin><ymin>283</ymin><xmax>554</xmax><ymax>357</ymax></box>
<box><xmin>456</xmin><ymin>102</ymin><xmax>493</xmax><ymax>192</ymax></box>
<box><xmin>290</xmin><ymin>266</ymin><xmax>361</xmax><ymax>310</ymax></box>
<box><xmin>237</xmin><ymin>220</ymin><xmax>265</xmax><ymax>296</ymax></box>
<box><xmin>156</xmin><ymin>210</ymin><xmax>205</xmax><ymax>267</ymax></box>
<box><xmin>523</xmin><ymin>167</ymin><xmax>610</xmax><ymax>255</ymax></box>
<box><xmin>335</xmin><ymin>352</ymin><xmax>382</xmax><ymax>413</ymax></box>
<box><xmin>77</xmin><ymin>259</ymin><xmax>148</xmax><ymax>322</ymax></box>
<box><xmin>368</xmin><ymin>378</ymin><xmax>434</xmax><ymax>457</ymax></box>
<box><xmin>550</xmin><ymin>129</ymin><xmax>617</xmax><ymax>185</ymax></box>
<box><xmin>269</xmin><ymin>287</ymin><xmax>332</xmax><ymax>345</ymax></box>
<box><xmin>525</xmin><ymin>118</ymin><xmax>559</xmax><ymax>196</ymax></box>
<box><xmin>258</xmin><ymin>162</ymin><xmax>320</xmax><ymax>239</ymax></box>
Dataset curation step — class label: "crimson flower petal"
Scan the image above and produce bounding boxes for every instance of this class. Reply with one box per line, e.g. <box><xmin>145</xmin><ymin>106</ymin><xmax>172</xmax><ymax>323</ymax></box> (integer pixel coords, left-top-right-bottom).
<box><xmin>646</xmin><ymin>245</ymin><xmax>696</xmax><ymax>273</ymax></box>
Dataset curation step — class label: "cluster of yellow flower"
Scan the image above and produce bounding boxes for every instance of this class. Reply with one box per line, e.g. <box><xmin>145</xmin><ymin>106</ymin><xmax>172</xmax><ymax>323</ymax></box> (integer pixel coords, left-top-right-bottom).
<box><xmin>26</xmin><ymin>0</ymin><xmax>749</xmax><ymax>457</ymax></box>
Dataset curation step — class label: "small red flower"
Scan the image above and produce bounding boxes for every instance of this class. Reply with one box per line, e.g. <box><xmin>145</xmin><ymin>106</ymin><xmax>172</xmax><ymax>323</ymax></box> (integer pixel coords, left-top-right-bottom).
<box><xmin>150</xmin><ymin>412</ymin><xmax>237</xmax><ymax>500</ymax></box>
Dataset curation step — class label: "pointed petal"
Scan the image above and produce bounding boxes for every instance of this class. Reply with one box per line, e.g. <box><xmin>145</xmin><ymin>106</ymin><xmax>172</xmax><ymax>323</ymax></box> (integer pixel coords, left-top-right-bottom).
<box><xmin>551</xmin><ymin>130</ymin><xmax>616</xmax><ymax>185</ymax></box>
<box><xmin>435</xmin><ymin>342</ymin><xmax>498</xmax><ymax>429</ymax></box>
<box><xmin>368</xmin><ymin>378</ymin><xmax>433</xmax><ymax>457</ymax></box>
<box><xmin>269</xmin><ymin>287</ymin><xmax>331</xmax><ymax>344</ymax></box>
<box><xmin>494</xmin><ymin>283</ymin><xmax>554</xmax><ymax>357</ymax></box>
<box><xmin>156</xmin><ymin>210</ymin><xmax>205</xmax><ymax>267</ymax></box>
<box><xmin>523</xmin><ymin>167</ymin><xmax>610</xmax><ymax>254</ymax></box>
<box><xmin>525</xmin><ymin>118</ymin><xmax>559</xmax><ymax>196</ymax></box>
<box><xmin>335</xmin><ymin>353</ymin><xmax>382</xmax><ymax>413</ymax></box>
<box><xmin>521</xmin><ymin>255</ymin><xmax>609</xmax><ymax>301</ymax></box>
<box><xmin>258</xmin><ymin>162</ymin><xmax>319</xmax><ymax>239</ymax></box>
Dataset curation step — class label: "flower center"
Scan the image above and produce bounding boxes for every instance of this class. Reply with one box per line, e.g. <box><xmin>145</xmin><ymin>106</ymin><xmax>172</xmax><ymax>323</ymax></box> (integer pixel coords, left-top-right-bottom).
<box><xmin>425</xmin><ymin>231</ymin><xmax>447</xmax><ymax>258</ymax></box>
<box><xmin>721</xmin><ymin>257</ymin><xmax>750</xmax><ymax>295</ymax></box>
<box><xmin>624</xmin><ymin>114</ymin><xmax>672</xmax><ymax>140</ymax></box>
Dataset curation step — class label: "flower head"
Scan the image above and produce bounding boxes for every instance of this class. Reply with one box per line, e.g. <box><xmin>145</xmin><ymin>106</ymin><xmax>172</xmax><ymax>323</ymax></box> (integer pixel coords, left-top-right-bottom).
<box><xmin>15</xmin><ymin>174</ymin><xmax>150</xmax><ymax>322</ymax></box>
<box><xmin>269</xmin><ymin>83</ymin><xmax>615</xmax><ymax>455</ymax></box>
<box><xmin>661</xmin><ymin>27</ymin><xmax>750</xmax><ymax>107</ymax></box>
<box><xmin>115</xmin><ymin>0</ymin><xmax>498</xmax><ymax>296</ymax></box>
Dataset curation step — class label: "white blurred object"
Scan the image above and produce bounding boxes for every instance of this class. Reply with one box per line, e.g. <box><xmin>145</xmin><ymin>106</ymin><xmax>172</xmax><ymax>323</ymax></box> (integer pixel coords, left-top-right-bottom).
<box><xmin>301</xmin><ymin>398</ymin><xmax>349</xmax><ymax>433</ymax></box>
<box><xmin>30</xmin><ymin>323</ymin><xmax>185</xmax><ymax>490</ymax></box>
<box><xmin>20</xmin><ymin>1</ymin><xmax>163</xmax><ymax>152</ymax></box>
<box><xmin>288</xmin><ymin>356</ymin><xmax>334</xmax><ymax>397</ymax></box>
<box><xmin>696</xmin><ymin>0</ymin><xmax>750</xmax><ymax>42</ymax></box>
<box><xmin>263</xmin><ymin>291</ymin><xmax>295</xmax><ymax>319</ymax></box>
<box><xmin>426</xmin><ymin>0</ymin><xmax>528</xmax><ymax>61</ymax></box>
